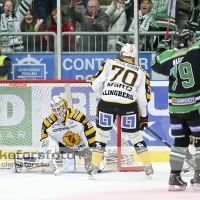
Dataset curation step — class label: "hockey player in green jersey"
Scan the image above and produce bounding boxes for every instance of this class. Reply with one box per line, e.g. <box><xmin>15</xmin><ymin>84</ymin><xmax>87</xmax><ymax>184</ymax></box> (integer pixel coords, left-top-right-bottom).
<box><xmin>151</xmin><ymin>23</ymin><xmax>200</xmax><ymax>191</ymax></box>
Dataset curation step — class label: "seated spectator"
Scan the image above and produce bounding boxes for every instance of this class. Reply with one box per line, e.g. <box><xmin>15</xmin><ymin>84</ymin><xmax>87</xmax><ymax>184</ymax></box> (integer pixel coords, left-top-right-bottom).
<box><xmin>21</xmin><ymin>9</ymin><xmax>47</xmax><ymax>52</ymax></box>
<box><xmin>105</xmin><ymin>0</ymin><xmax>127</xmax><ymax>52</ymax></box>
<box><xmin>0</xmin><ymin>40</ymin><xmax>11</xmax><ymax>80</ymax></box>
<box><xmin>116</xmin><ymin>0</ymin><xmax>158</xmax><ymax>51</ymax></box>
<box><xmin>47</xmin><ymin>8</ymin><xmax>76</xmax><ymax>52</ymax></box>
<box><xmin>68</xmin><ymin>0</ymin><xmax>110</xmax><ymax>52</ymax></box>
<box><xmin>0</xmin><ymin>0</ymin><xmax>34</xmax><ymax>53</ymax></box>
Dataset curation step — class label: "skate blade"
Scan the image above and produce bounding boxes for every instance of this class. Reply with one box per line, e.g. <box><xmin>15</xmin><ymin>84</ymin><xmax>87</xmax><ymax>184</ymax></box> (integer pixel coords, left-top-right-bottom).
<box><xmin>148</xmin><ymin>174</ymin><xmax>153</xmax><ymax>179</ymax></box>
<box><xmin>193</xmin><ymin>183</ymin><xmax>200</xmax><ymax>191</ymax></box>
<box><xmin>168</xmin><ymin>185</ymin><xmax>186</xmax><ymax>191</ymax></box>
<box><xmin>54</xmin><ymin>170</ymin><xmax>60</xmax><ymax>176</ymax></box>
<box><xmin>88</xmin><ymin>174</ymin><xmax>96</xmax><ymax>180</ymax></box>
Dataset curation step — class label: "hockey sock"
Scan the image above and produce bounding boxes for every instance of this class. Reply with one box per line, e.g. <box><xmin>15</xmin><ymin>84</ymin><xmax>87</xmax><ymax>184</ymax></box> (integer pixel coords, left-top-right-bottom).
<box><xmin>91</xmin><ymin>151</ymin><xmax>103</xmax><ymax>166</ymax></box>
<box><xmin>185</xmin><ymin>148</ymin><xmax>193</xmax><ymax>160</ymax></box>
<box><xmin>170</xmin><ymin>146</ymin><xmax>187</xmax><ymax>173</ymax></box>
<box><xmin>194</xmin><ymin>147</ymin><xmax>200</xmax><ymax>171</ymax></box>
<box><xmin>91</xmin><ymin>141</ymin><xmax>105</xmax><ymax>167</ymax></box>
<box><xmin>134</xmin><ymin>141</ymin><xmax>151</xmax><ymax>166</ymax></box>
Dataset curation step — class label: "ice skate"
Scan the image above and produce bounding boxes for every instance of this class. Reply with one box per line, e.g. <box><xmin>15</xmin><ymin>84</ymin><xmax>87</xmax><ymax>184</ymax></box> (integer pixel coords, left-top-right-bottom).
<box><xmin>192</xmin><ymin>171</ymin><xmax>200</xmax><ymax>191</ymax></box>
<box><xmin>144</xmin><ymin>164</ymin><xmax>154</xmax><ymax>178</ymax></box>
<box><xmin>182</xmin><ymin>158</ymin><xmax>195</xmax><ymax>173</ymax></box>
<box><xmin>49</xmin><ymin>158</ymin><xmax>60</xmax><ymax>175</ymax></box>
<box><xmin>87</xmin><ymin>164</ymin><xmax>99</xmax><ymax>180</ymax></box>
<box><xmin>168</xmin><ymin>173</ymin><xmax>187</xmax><ymax>191</ymax></box>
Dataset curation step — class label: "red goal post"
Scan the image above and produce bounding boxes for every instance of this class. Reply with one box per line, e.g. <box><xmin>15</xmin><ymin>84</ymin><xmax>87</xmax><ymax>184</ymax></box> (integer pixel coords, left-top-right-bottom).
<box><xmin>0</xmin><ymin>79</ymin><xmax>144</xmax><ymax>172</ymax></box>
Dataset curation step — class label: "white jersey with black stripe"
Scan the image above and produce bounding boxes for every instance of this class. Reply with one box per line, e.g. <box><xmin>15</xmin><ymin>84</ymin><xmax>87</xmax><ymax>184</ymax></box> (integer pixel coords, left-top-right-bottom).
<box><xmin>91</xmin><ymin>58</ymin><xmax>148</xmax><ymax>116</ymax></box>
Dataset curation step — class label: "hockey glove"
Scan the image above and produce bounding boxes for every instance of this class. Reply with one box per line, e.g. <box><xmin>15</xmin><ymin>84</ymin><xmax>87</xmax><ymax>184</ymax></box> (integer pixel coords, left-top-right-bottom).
<box><xmin>187</xmin><ymin>7</ymin><xmax>200</xmax><ymax>28</ymax></box>
<box><xmin>156</xmin><ymin>39</ymin><xmax>170</xmax><ymax>55</ymax></box>
<box><xmin>140</xmin><ymin>116</ymin><xmax>148</xmax><ymax>130</ymax></box>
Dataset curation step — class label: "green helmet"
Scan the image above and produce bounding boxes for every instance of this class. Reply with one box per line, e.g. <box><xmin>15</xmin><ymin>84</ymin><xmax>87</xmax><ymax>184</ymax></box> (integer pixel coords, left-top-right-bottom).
<box><xmin>173</xmin><ymin>29</ymin><xmax>195</xmax><ymax>48</ymax></box>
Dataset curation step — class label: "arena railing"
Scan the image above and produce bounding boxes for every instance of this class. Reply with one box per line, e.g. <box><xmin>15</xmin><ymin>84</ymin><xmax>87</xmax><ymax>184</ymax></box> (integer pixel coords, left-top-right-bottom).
<box><xmin>0</xmin><ymin>31</ymin><xmax>197</xmax><ymax>79</ymax></box>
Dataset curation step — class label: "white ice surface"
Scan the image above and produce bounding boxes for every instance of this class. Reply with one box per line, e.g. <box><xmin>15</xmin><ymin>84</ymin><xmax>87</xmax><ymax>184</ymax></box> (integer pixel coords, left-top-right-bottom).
<box><xmin>0</xmin><ymin>163</ymin><xmax>199</xmax><ymax>200</ymax></box>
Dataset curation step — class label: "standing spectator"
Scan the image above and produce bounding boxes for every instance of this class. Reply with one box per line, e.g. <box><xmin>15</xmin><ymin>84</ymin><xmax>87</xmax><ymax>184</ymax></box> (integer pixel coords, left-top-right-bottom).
<box><xmin>0</xmin><ymin>0</ymin><xmax>34</xmax><ymax>53</ymax></box>
<box><xmin>68</xmin><ymin>0</ymin><xmax>110</xmax><ymax>52</ymax></box>
<box><xmin>116</xmin><ymin>0</ymin><xmax>158</xmax><ymax>51</ymax></box>
<box><xmin>151</xmin><ymin>0</ymin><xmax>178</xmax><ymax>32</ymax></box>
<box><xmin>21</xmin><ymin>9</ymin><xmax>47</xmax><ymax>52</ymax></box>
<box><xmin>47</xmin><ymin>8</ymin><xmax>76</xmax><ymax>52</ymax></box>
<box><xmin>37</xmin><ymin>0</ymin><xmax>57</xmax><ymax>29</ymax></box>
<box><xmin>105</xmin><ymin>0</ymin><xmax>127</xmax><ymax>52</ymax></box>
<box><xmin>87</xmin><ymin>43</ymin><xmax>153</xmax><ymax>179</ymax></box>
<box><xmin>0</xmin><ymin>40</ymin><xmax>11</xmax><ymax>80</ymax></box>
<box><xmin>66</xmin><ymin>0</ymin><xmax>88</xmax><ymax>8</ymax></box>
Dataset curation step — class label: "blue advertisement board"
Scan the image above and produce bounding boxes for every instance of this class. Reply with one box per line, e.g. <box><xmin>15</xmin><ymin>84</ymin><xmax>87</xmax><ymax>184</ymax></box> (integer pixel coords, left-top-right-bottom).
<box><xmin>7</xmin><ymin>53</ymin><xmax>154</xmax><ymax>80</ymax></box>
<box><xmin>146</xmin><ymin>83</ymin><xmax>173</xmax><ymax>146</ymax></box>
<box><xmin>7</xmin><ymin>53</ymin><xmax>54</xmax><ymax>80</ymax></box>
<box><xmin>61</xmin><ymin>53</ymin><xmax>153</xmax><ymax>80</ymax></box>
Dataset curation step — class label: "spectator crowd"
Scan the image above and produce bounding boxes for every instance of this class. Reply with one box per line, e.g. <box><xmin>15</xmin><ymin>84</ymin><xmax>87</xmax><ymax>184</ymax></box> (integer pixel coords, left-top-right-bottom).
<box><xmin>0</xmin><ymin>0</ymin><xmax>197</xmax><ymax>54</ymax></box>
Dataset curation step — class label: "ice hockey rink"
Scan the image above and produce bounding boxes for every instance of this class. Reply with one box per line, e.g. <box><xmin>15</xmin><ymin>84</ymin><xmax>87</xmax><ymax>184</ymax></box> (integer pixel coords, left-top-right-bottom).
<box><xmin>0</xmin><ymin>163</ymin><xmax>199</xmax><ymax>200</ymax></box>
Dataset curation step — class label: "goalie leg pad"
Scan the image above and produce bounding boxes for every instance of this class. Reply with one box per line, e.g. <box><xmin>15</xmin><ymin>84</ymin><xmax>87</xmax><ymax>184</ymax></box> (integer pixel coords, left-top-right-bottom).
<box><xmin>14</xmin><ymin>152</ymin><xmax>49</xmax><ymax>173</ymax></box>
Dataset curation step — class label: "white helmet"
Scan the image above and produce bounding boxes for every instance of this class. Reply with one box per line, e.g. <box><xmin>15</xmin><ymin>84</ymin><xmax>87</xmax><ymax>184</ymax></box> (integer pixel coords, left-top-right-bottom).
<box><xmin>50</xmin><ymin>96</ymin><xmax>68</xmax><ymax>122</ymax></box>
<box><xmin>120</xmin><ymin>43</ymin><xmax>137</xmax><ymax>58</ymax></box>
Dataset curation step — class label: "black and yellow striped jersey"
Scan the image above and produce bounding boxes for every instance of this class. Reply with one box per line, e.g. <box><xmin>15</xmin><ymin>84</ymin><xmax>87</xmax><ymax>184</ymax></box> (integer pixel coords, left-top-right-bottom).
<box><xmin>41</xmin><ymin>108</ymin><xmax>96</xmax><ymax>151</ymax></box>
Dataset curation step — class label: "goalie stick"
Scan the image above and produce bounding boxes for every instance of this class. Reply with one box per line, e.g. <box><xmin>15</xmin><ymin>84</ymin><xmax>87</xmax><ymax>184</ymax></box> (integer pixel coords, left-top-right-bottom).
<box><xmin>145</xmin><ymin>127</ymin><xmax>196</xmax><ymax>169</ymax></box>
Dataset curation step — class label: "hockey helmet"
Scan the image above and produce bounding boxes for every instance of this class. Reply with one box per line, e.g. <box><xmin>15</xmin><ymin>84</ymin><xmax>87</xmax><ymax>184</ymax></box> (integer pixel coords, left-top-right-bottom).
<box><xmin>173</xmin><ymin>29</ymin><xmax>195</xmax><ymax>48</ymax></box>
<box><xmin>50</xmin><ymin>96</ymin><xmax>68</xmax><ymax>122</ymax></box>
<box><xmin>120</xmin><ymin>43</ymin><xmax>137</xmax><ymax>59</ymax></box>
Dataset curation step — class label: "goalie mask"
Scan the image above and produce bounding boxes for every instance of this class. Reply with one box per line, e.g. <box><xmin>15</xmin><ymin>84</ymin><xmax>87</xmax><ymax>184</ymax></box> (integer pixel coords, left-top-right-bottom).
<box><xmin>119</xmin><ymin>43</ymin><xmax>137</xmax><ymax>63</ymax></box>
<box><xmin>50</xmin><ymin>96</ymin><xmax>68</xmax><ymax>122</ymax></box>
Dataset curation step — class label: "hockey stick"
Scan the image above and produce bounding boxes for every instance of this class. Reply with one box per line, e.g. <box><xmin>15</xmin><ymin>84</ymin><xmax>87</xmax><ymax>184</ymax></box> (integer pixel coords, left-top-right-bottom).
<box><xmin>165</xmin><ymin>0</ymin><xmax>174</xmax><ymax>39</ymax></box>
<box><xmin>145</xmin><ymin>126</ymin><xmax>196</xmax><ymax>169</ymax></box>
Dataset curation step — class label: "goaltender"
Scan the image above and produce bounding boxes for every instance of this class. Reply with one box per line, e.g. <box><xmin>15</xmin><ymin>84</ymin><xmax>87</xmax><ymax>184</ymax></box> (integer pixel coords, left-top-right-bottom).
<box><xmin>14</xmin><ymin>95</ymin><xmax>105</xmax><ymax>174</ymax></box>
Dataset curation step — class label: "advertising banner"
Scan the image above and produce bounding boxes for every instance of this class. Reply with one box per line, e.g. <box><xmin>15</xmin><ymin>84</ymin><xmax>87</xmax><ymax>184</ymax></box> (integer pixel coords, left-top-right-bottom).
<box><xmin>7</xmin><ymin>53</ymin><xmax>166</xmax><ymax>80</ymax></box>
<box><xmin>7</xmin><ymin>53</ymin><xmax>54</xmax><ymax>80</ymax></box>
<box><xmin>62</xmin><ymin>53</ymin><xmax>154</xmax><ymax>80</ymax></box>
<box><xmin>0</xmin><ymin>82</ymin><xmax>172</xmax><ymax>147</ymax></box>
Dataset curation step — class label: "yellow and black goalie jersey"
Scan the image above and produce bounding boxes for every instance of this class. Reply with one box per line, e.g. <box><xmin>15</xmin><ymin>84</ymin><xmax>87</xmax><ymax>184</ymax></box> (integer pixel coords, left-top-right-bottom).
<box><xmin>41</xmin><ymin>108</ymin><xmax>96</xmax><ymax>151</ymax></box>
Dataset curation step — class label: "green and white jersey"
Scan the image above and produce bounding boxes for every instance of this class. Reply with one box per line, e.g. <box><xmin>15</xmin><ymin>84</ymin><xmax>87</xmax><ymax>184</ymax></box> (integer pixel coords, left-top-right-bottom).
<box><xmin>151</xmin><ymin>0</ymin><xmax>177</xmax><ymax>30</ymax></box>
<box><xmin>151</xmin><ymin>40</ymin><xmax>200</xmax><ymax>113</ymax></box>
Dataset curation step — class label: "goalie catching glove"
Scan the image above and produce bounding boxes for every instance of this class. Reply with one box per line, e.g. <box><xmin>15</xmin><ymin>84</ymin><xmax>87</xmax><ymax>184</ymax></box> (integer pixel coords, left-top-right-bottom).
<box><xmin>140</xmin><ymin>116</ymin><xmax>148</xmax><ymax>130</ymax></box>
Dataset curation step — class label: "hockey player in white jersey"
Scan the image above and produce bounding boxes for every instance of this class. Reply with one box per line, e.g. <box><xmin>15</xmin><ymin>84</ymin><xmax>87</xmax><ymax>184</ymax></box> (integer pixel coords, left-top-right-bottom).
<box><xmin>87</xmin><ymin>43</ymin><xmax>153</xmax><ymax>178</ymax></box>
<box><xmin>14</xmin><ymin>96</ymin><xmax>105</xmax><ymax>175</ymax></box>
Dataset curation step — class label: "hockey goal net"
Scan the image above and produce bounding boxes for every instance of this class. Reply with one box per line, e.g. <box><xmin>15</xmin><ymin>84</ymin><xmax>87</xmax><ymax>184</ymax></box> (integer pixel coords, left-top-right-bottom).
<box><xmin>0</xmin><ymin>80</ymin><xmax>143</xmax><ymax>172</ymax></box>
